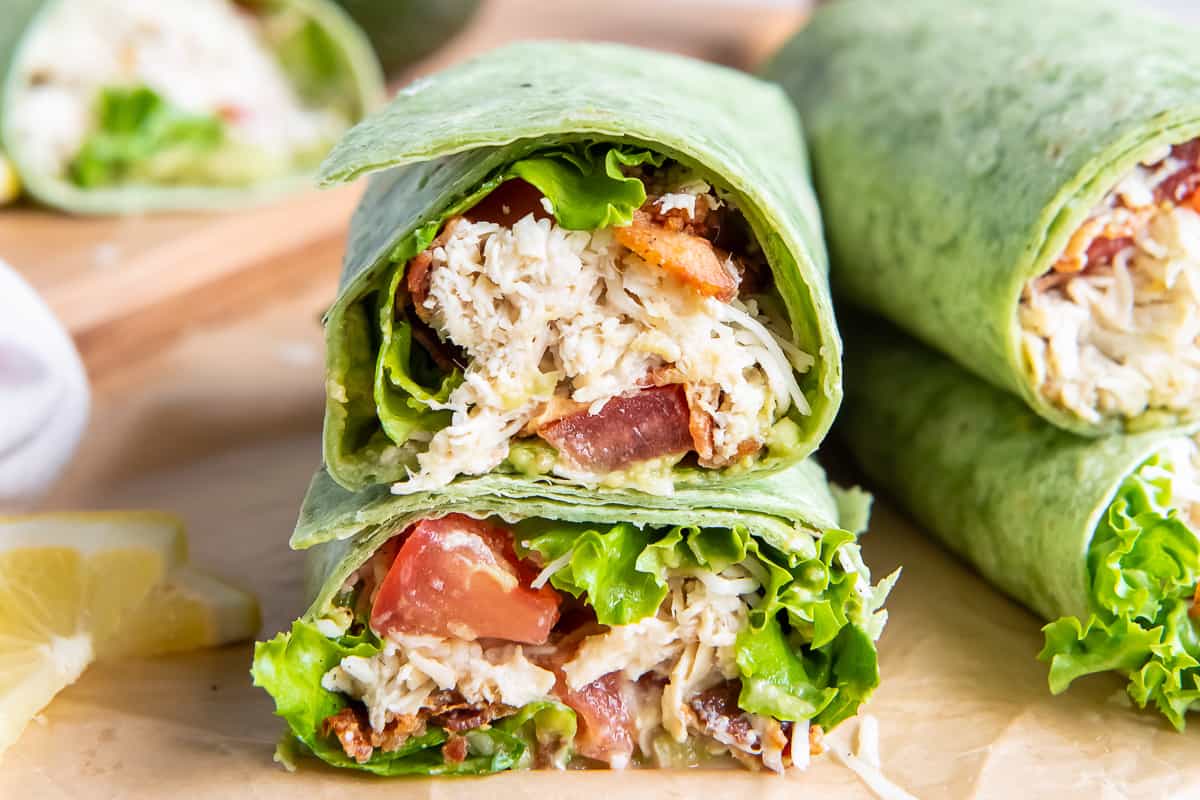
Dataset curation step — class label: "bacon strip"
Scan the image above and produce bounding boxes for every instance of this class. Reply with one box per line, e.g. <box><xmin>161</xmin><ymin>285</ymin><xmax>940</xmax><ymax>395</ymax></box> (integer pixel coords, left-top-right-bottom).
<box><xmin>537</xmin><ymin>385</ymin><xmax>695</xmax><ymax>473</ymax></box>
<box><xmin>614</xmin><ymin>210</ymin><xmax>738</xmax><ymax>301</ymax></box>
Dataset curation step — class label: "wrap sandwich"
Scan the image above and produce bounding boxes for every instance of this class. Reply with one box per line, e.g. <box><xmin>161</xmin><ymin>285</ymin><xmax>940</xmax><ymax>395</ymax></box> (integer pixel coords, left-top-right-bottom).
<box><xmin>317</xmin><ymin>41</ymin><xmax>840</xmax><ymax>496</ymax></box>
<box><xmin>766</xmin><ymin>0</ymin><xmax>1200</xmax><ymax>434</ymax></box>
<box><xmin>251</xmin><ymin>462</ymin><xmax>896</xmax><ymax>773</ymax></box>
<box><xmin>842</xmin><ymin>324</ymin><xmax>1200</xmax><ymax>728</ymax></box>
<box><xmin>1</xmin><ymin>0</ymin><xmax>384</xmax><ymax>213</ymax></box>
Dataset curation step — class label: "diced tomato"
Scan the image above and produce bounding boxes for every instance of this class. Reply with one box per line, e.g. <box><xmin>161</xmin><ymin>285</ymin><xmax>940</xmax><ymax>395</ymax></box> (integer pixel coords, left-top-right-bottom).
<box><xmin>614</xmin><ymin>210</ymin><xmax>738</xmax><ymax>301</ymax></box>
<box><xmin>465</xmin><ymin>179</ymin><xmax>551</xmax><ymax>227</ymax></box>
<box><xmin>532</xmin><ymin>632</ymin><xmax>637</xmax><ymax>767</ymax></box>
<box><xmin>537</xmin><ymin>384</ymin><xmax>695</xmax><ymax>473</ymax></box>
<box><xmin>560</xmin><ymin>672</ymin><xmax>637</xmax><ymax>766</ymax></box>
<box><xmin>369</xmin><ymin>514</ymin><xmax>560</xmax><ymax>644</ymax></box>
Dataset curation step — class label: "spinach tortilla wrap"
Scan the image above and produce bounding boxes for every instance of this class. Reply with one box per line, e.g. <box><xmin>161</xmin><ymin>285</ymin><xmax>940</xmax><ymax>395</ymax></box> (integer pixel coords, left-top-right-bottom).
<box><xmin>0</xmin><ymin>0</ymin><xmax>384</xmax><ymax>213</ymax></box>
<box><xmin>765</xmin><ymin>0</ymin><xmax>1200</xmax><ymax>435</ymax></box>
<box><xmin>317</xmin><ymin>41</ymin><xmax>840</xmax><ymax>496</ymax></box>
<box><xmin>842</xmin><ymin>324</ymin><xmax>1200</xmax><ymax>728</ymax></box>
<box><xmin>251</xmin><ymin>461</ymin><xmax>895</xmax><ymax>774</ymax></box>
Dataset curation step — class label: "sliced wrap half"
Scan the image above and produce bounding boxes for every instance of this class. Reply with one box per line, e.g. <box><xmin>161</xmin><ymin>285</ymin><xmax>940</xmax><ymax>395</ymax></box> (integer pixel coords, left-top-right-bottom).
<box><xmin>317</xmin><ymin>41</ymin><xmax>840</xmax><ymax>496</ymax></box>
<box><xmin>766</xmin><ymin>0</ymin><xmax>1200</xmax><ymax>435</ymax></box>
<box><xmin>841</xmin><ymin>322</ymin><xmax>1200</xmax><ymax>728</ymax></box>
<box><xmin>252</xmin><ymin>460</ymin><xmax>895</xmax><ymax>774</ymax></box>
<box><xmin>0</xmin><ymin>0</ymin><xmax>384</xmax><ymax>213</ymax></box>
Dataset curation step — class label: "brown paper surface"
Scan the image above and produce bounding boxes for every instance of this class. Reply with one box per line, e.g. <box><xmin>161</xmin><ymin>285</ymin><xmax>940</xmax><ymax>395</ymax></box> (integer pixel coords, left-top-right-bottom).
<box><xmin>5</xmin><ymin>282</ymin><xmax>1200</xmax><ymax>800</ymax></box>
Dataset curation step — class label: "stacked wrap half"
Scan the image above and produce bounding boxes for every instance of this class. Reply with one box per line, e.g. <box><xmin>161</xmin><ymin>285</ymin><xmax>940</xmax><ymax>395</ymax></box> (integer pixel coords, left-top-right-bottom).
<box><xmin>320</xmin><ymin>41</ymin><xmax>841</xmax><ymax>495</ymax></box>
<box><xmin>255</xmin><ymin>465</ymin><xmax>893</xmax><ymax>773</ymax></box>
<box><xmin>252</xmin><ymin>41</ymin><xmax>895</xmax><ymax>774</ymax></box>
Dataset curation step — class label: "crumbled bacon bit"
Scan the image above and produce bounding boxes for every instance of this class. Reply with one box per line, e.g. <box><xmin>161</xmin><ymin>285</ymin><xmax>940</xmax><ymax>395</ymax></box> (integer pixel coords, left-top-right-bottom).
<box><xmin>321</xmin><ymin>706</ymin><xmax>428</xmax><ymax>765</ymax></box>
<box><xmin>322</xmin><ymin>708</ymin><xmax>375</xmax><ymax>764</ymax></box>
<box><xmin>442</xmin><ymin>734</ymin><xmax>469</xmax><ymax>764</ymax></box>
<box><xmin>425</xmin><ymin>690</ymin><xmax>514</xmax><ymax>733</ymax></box>
<box><xmin>321</xmin><ymin>692</ymin><xmax>511</xmax><ymax>765</ymax></box>
<box><xmin>642</xmin><ymin>193</ymin><xmax>723</xmax><ymax>239</ymax></box>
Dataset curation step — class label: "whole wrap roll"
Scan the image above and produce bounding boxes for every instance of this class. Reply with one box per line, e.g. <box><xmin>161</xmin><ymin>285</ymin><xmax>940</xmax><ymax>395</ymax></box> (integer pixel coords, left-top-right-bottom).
<box><xmin>841</xmin><ymin>322</ymin><xmax>1200</xmax><ymax>727</ymax></box>
<box><xmin>0</xmin><ymin>0</ymin><xmax>385</xmax><ymax>213</ymax></box>
<box><xmin>765</xmin><ymin>0</ymin><xmax>1200</xmax><ymax>435</ymax></box>
<box><xmin>319</xmin><ymin>41</ymin><xmax>841</xmax><ymax>494</ymax></box>
<box><xmin>252</xmin><ymin>460</ymin><xmax>895</xmax><ymax>774</ymax></box>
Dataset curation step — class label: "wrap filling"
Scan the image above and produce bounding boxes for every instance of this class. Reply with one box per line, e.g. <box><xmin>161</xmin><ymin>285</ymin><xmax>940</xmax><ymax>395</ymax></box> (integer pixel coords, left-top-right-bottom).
<box><xmin>1040</xmin><ymin>436</ymin><xmax>1200</xmax><ymax>727</ymax></box>
<box><xmin>254</xmin><ymin>512</ymin><xmax>895</xmax><ymax>773</ymax></box>
<box><xmin>355</xmin><ymin>149</ymin><xmax>813</xmax><ymax>495</ymax></box>
<box><xmin>1021</xmin><ymin>139</ymin><xmax>1200</xmax><ymax>424</ymax></box>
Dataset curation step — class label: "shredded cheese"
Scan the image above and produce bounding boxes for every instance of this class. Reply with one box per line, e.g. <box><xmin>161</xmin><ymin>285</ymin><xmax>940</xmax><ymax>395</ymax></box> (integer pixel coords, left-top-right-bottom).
<box><xmin>825</xmin><ymin>716</ymin><xmax>919</xmax><ymax>800</ymax></box>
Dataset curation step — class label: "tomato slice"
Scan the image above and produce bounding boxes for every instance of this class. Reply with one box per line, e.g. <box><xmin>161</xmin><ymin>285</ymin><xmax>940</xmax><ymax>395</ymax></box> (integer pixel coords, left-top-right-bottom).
<box><xmin>559</xmin><ymin>672</ymin><xmax>637</xmax><ymax>766</ymax></box>
<box><xmin>465</xmin><ymin>179</ymin><xmax>551</xmax><ymax>227</ymax></box>
<box><xmin>369</xmin><ymin>514</ymin><xmax>561</xmax><ymax>644</ymax></box>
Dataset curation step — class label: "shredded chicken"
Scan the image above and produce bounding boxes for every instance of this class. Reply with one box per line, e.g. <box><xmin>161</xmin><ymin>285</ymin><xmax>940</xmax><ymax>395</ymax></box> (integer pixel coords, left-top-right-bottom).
<box><xmin>1021</xmin><ymin>139</ymin><xmax>1200</xmax><ymax>423</ymax></box>
<box><xmin>390</xmin><ymin>178</ymin><xmax>809</xmax><ymax>495</ymax></box>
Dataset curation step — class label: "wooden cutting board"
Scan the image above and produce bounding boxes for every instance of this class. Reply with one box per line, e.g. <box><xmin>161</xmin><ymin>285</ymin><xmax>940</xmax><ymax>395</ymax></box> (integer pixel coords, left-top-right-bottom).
<box><xmin>0</xmin><ymin>0</ymin><xmax>802</xmax><ymax>383</ymax></box>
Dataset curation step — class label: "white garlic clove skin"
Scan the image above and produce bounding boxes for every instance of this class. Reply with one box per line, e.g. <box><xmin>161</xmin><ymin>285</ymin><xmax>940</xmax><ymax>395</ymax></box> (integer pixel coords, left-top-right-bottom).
<box><xmin>0</xmin><ymin>261</ymin><xmax>89</xmax><ymax>510</ymax></box>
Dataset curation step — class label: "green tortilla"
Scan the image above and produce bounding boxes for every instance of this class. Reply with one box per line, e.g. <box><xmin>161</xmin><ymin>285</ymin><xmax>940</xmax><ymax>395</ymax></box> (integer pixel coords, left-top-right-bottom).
<box><xmin>840</xmin><ymin>321</ymin><xmax>1200</xmax><ymax>725</ymax></box>
<box><xmin>318</xmin><ymin>40</ymin><xmax>840</xmax><ymax>492</ymax></box>
<box><xmin>0</xmin><ymin>0</ymin><xmax>385</xmax><ymax>214</ymax></box>
<box><xmin>294</xmin><ymin>458</ymin><xmax>869</xmax><ymax>610</ymax></box>
<box><xmin>764</xmin><ymin>0</ymin><xmax>1200</xmax><ymax>435</ymax></box>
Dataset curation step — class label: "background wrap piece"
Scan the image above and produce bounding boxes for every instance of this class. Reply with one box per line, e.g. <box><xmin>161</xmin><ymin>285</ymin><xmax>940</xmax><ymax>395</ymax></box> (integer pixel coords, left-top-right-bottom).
<box><xmin>765</xmin><ymin>0</ymin><xmax>1200</xmax><ymax>434</ymax></box>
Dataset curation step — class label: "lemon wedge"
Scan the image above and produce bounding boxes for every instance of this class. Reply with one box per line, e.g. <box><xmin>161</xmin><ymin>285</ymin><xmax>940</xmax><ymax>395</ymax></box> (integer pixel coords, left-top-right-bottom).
<box><xmin>0</xmin><ymin>153</ymin><xmax>20</xmax><ymax>205</ymax></box>
<box><xmin>0</xmin><ymin>512</ymin><xmax>184</xmax><ymax>753</ymax></box>
<box><xmin>101</xmin><ymin>564</ymin><xmax>261</xmax><ymax>660</ymax></box>
<box><xmin>0</xmin><ymin>512</ymin><xmax>259</xmax><ymax>756</ymax></box>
